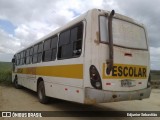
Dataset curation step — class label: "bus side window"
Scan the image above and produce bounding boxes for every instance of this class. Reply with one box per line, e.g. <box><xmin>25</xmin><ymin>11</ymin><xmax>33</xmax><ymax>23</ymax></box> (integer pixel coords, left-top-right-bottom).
<box><xmin>58</xmin><ymin>30</ymin><xmax>71</xmax><ymax>59</ymax></box>
<box><xmin>30</xmin><ymin>47</ymin><xmax>33</xmax><ymax>63</ymax></box>
<box><xmin>58</xmin><ymin>22</ymin><xmax>83</xmax><ymax>59</ymax></box>
<box><xmin>33</xmin><ymin>45</ymin><xmax>38</xmax><ymax>63</ymax></box>
<box><xmin>20</xmin><ymin>51</ymin><xmax>24</xmax><ymax>65</ymax></box>
<box><xmin>51</xmin><ymin>36</ymin><xmax>58</xmax><ymax>60</ymax></box>
<box><xmin>43</xmin><ymin>39</ymin><xmax>52</xmax><ymax>62</ymax></box>
<box><xmin>37</xmin><ymin>42</ymin><xmax>43</xmax><ymax>63</ymax></box>
<box><xmin>43</xmin><ymin>36</ymin><xmax>58</xmax><ymax>62</ymax></box>
<box><xmin>23</xmin><ymin>50</ymin><xmax>26</xmax><ymax>64</ymax></box>
<box><xmin>17</xmin><ymin>53</ymin><xmax>20</xmax><ymax>65</ymax></box>
<box><xmin>26</xmin><ymin>48</ymin><xmax>31</xmax><ymax>64</ymax></box>
<box><xmin>71</xmin><ymin>23</ymin><xmax>83</xmax><ymax>56</ymax></box>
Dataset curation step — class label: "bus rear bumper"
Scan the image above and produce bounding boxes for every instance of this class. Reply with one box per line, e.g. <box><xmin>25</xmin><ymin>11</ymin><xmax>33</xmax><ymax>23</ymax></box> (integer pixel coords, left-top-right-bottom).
<box><xmin>84</xmin><ymin>87</ymin><xmax>151</xmax><ymax>104</ymax></box>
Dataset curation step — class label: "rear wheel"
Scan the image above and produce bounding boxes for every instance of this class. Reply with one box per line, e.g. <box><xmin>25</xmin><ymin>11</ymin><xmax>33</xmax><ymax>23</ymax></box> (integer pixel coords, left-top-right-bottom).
<box><xmin>14</xmin><ymin>76</ymin><xmax>21</xmax><ymax>89</ymax></box>
<box><xmin>37</xmin><ymin>81</ymin><xmax>49</xmax><ymax>104</ymax></box>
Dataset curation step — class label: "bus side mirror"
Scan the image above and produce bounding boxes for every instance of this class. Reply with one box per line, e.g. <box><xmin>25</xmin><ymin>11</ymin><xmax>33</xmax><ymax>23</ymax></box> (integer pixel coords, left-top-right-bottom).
<box><xmin>12</xmin><ymin>58</ymin><xmax>15</xmax><ymax>63</ymax></box>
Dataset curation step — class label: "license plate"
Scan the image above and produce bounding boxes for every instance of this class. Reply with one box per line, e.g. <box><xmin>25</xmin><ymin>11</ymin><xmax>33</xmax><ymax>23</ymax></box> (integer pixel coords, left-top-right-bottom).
<box><xmin>121</xmin><ymin>80</ymin><xmax>136</xmax><ymax>87</ymax></box>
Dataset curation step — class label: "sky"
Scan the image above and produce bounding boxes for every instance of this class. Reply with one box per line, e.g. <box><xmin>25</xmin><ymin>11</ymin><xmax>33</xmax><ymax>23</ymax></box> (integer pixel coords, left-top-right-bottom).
<box><xmin>0</xmin><ymin>0</ymin><xmax>159</xmax><ymax>70</ymax></box>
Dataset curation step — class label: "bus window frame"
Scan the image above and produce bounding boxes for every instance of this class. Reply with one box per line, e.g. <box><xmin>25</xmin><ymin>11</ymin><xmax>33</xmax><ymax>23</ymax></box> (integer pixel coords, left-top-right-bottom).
<box><xmin>98</xmin><ymin>15</ymin><xmax>149</xmax><ymax>51</ymax></box>
<box><xmin>43</xmin><ymin>35</ymin><xmax>58</xmax><ymax>62</ymax></box>
<box><xmin>57</xmin><ymin>21</ymin><xmax>84</xmax><ymax>60</ymax></box>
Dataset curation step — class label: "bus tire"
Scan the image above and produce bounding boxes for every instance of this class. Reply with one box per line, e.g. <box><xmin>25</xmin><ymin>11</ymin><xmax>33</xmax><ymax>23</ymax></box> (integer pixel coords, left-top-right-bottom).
<box><xmin>38</xmin><ymin>81</ymin><xmax>49</xmax><ymax>104</ymax></box>
<box><xmin>14</xmin><ymin>76</ymin><xmax>21</xmax><ymax>89</ymax></box>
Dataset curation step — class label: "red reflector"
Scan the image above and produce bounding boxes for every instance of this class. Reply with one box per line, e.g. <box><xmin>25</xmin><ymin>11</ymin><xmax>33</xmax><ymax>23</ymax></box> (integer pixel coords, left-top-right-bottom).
<box><xmin>65</xmin><ymin>88</ymin><xmax>68</xmax><ymax>91</ymax></box>
<box><xmin>106</xmin><ymin>83</ymin><xmax>111</xmax><ymax>85</ymax></box>
<box><xmin>138</xmin><ymin>82</ymin><xmax>142</xmax><ymax>84</ymax></box>
<box><xmin>76</xmin><ymin>90</ymin><xmax>79</xmax><ymax>93</ymax></box>
<box><xmin>124</xmin><ymin>53</ymin><xmax>132</xmax><ymax>57</ymax></box>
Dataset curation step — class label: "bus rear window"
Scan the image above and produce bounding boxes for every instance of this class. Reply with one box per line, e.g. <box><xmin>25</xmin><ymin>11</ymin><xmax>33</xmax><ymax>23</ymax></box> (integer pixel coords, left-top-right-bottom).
<box><xmin>112</xmin><ymin>18</ymin><xmax>147</xmax><ymax>49</ymax></box>
<box><xmin>99</xmin><ymin>16</ymin><xmax>148</xmax><ymax>49</ymax></box>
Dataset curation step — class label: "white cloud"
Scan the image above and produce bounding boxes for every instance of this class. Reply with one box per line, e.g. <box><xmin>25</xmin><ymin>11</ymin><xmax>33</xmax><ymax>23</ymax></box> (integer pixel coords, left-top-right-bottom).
<box><xmin>0</xmin><ymin>0</ymin><xmax>159</xmax><ymax>70</ymax></box>
<box><xmin>0</xmin><ymin>0</ymin><xmax>105</xmax><ymax>52</ymax></box>
<box><xmin>0</xmin><ymin>0</ymin><xmax>77</xmax><ymax>51</ymax></box>
<box><xmin>0</xmin><ymin>28</ymin><xmax>20</xmax><ymax>54</ymax></box>
<box><xmin>14</xmin><ymin>24</ymin><xmax>39</xmax><ymax>48</ymax></box>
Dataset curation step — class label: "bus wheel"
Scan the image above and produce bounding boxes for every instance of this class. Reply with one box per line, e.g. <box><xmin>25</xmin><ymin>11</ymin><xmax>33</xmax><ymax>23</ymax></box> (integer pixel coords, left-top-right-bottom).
<box><xmin>14</xmin><ymin>76</ymin><xmax>21</xmax><ymax>89</ymax></box>
<box><xmin>38</xmin><ymin>81</ymin><xmax>49</xmax><ymax>104</ymax></box>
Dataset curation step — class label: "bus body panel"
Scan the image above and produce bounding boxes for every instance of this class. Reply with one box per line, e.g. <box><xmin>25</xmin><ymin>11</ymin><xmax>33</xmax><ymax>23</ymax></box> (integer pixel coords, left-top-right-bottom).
<box><xmin>41</xmin><ymin>76</ymin><xmax>84</xmax><ymax>103</ymax></box>
<box><xmin>99</xmin><ymin>46</ymin><xmax>150</xmax><ymax>91</ymax></box>
<box><xmin>88</xmin><ymin>9</ymin><xmax>150</xmax><ymax>91</ymax></box>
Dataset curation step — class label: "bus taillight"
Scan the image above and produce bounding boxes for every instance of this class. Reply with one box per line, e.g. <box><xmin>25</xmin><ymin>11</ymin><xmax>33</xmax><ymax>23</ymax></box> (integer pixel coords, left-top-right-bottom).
<box><xmin>89</xmin><ymin>65</ymin><xmax>102</xmax><ymax>89</ymax></box>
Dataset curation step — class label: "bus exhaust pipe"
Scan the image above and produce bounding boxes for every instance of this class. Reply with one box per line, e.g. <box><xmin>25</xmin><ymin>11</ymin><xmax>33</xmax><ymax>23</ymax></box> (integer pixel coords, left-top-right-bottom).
<box><xmin>106</xmin><ymin>10</ymin><xmax>115</xmax><ymax>75</ymax></box>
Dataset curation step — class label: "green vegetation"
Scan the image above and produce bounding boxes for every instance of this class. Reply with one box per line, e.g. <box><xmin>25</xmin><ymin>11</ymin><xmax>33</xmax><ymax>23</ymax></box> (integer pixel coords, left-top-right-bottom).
<box><xmin>0</xmin><ymin>62</ymin><xmax>12</xmax><ymax>85</ymax></box>
<box><xmin>151</xmin><ymin>70</ymin><xmax>160</xmax><ymax>80</ymax></box>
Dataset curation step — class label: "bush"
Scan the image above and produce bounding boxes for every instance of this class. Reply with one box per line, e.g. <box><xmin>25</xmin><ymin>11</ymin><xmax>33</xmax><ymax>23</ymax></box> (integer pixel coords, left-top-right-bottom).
<box><xmin>0</xmin><ymin>70</ymin><xmax>12</xmax><ymax>85</ymax></box>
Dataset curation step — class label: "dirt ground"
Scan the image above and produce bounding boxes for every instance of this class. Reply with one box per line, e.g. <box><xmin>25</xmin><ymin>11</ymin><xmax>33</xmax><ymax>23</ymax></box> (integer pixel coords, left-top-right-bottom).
<box><xmin>0</xmin><ymin>85</ymin><xmax>160</xmax><ymax>120</ymax></box>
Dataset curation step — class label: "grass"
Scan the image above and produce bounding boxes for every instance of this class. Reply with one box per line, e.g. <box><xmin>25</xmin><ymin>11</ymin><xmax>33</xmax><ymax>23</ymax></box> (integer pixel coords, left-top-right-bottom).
<box><xmin>0</xmin><ymin>62</ymin><xmax>12</xmax><ymax>85</ymax></box>
<box><xmin>150</xmin><ymin>70</ymin><xmax>160</xmax><ymax>80</ymax></box>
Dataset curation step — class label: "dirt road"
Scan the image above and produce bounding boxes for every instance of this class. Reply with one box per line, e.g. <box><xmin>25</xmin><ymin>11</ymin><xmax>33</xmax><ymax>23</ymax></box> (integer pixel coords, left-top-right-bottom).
<box><xmin>0</xmin><ymin>85</ymin><xmax>160</xmax><ymax>120</ymax></box>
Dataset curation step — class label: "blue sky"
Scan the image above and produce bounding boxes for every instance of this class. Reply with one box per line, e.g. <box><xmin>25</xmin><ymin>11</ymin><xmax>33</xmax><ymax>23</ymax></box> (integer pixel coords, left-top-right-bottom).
<box><xmin>0</xmin><ymin>0</ymin><xmax>160</xmax><ymax>70</ymax></box>
<box><xmin>0</xmin><ymin>19</ymin><xmax>16</xmax><ymax>35</ymax></box>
